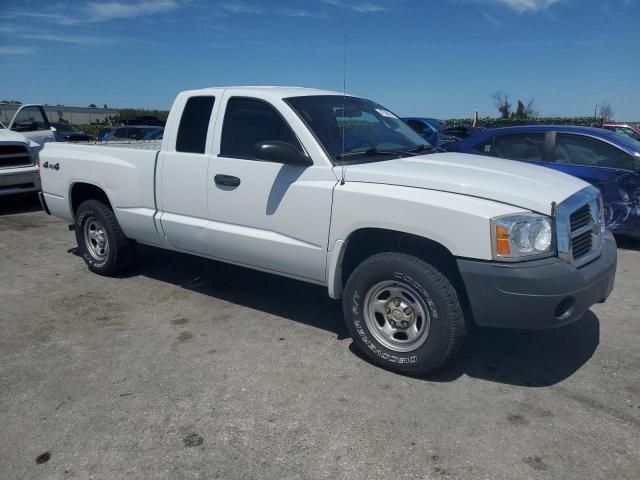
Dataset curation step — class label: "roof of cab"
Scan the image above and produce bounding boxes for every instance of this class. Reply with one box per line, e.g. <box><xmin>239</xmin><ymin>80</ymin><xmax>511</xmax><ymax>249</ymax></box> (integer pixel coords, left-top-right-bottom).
<box><xmin>180</xmin><ymin>85</ymin><xmax>345</xmax><ymax>99</ymax></box>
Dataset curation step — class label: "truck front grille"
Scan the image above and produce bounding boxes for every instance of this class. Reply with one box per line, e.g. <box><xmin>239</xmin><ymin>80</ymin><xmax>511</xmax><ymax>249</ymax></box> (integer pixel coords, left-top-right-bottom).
<box><xmin>556</xmin><ymin>186</ymin><xmax>604</xmax><ymax>268</ymax></box>
<box><xmin>0</xmin><ymin>144</ymin><xmax>32</xmax><ymax>168</ymax></box>
<box><xmin>570</xmin><ymin>204</ymin><xmax>595</xmax><ymax>260</ymax></box>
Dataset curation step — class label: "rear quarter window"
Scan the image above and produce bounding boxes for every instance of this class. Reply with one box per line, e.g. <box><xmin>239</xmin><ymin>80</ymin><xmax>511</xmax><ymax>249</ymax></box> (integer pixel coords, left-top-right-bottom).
<box><xmin>176</xmin><ymin>96</ymin><xmax>215</xmax><ymax>154</ymax></box>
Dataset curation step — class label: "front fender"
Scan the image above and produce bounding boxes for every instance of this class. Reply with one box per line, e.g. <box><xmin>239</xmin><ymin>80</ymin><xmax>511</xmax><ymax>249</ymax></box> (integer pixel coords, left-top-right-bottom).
<box><xmin>326</xmin><ymin>182</ymin><xmax>528</xmax><ymax>298</ymax></box>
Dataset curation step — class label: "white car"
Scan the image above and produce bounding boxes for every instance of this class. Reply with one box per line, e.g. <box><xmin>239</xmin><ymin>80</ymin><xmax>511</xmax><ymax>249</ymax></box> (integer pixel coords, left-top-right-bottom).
<box><xmin>38</xmin><ymin>86</ymin><xmax>617</xmax><ymax>374</ymax></box>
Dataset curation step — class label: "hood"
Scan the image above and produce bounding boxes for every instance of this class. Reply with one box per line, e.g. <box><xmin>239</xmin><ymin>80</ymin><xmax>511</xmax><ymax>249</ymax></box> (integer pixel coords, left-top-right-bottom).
<box><xmin>340</xmin><ymin>153</ymin><xmax>590</xmax><ymax>215</ymax></box>
<box><xmin>0</xmin><ymin>128</ymin><xmax>30</xmax><ymax>145</ymax></box>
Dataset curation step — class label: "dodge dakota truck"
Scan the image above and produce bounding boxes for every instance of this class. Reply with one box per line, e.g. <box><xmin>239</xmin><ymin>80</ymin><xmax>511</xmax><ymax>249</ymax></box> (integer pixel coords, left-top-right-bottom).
<box><xmin>39</xmin><ymin>86</ymin><xmax>617</xmax><ymax>374</ymax></box>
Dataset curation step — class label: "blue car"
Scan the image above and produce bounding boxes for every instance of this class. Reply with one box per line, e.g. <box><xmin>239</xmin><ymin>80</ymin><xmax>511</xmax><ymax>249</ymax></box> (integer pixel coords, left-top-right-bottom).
<box><xmin>403</xmin><ymin>117</ymin><xmax>465</xmax><ymax>146</ymax></box>
<box><xmin>446</xmin><ymin>125</ymin><xmax>640</xmax><ymax>238</ymax></box>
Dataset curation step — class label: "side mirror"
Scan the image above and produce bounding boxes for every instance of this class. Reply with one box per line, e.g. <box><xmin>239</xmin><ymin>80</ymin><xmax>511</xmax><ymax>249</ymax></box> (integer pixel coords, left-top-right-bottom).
<box><xmin>253</xmin><ymin>141</ymin><xmax>312</xmax><ymax>166</ymax></box>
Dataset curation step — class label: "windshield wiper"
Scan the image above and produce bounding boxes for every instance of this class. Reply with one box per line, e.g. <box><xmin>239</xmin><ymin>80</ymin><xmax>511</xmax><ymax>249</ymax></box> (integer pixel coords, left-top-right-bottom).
<box><xmin>407</xmin><ymin>144</ymin><xmax>441</xmax><ymax>153</ymax></box>
<box><xmin>336</xmin><ymin>145</ymin><xmax>435</xmax><ymax>160</ymax></box>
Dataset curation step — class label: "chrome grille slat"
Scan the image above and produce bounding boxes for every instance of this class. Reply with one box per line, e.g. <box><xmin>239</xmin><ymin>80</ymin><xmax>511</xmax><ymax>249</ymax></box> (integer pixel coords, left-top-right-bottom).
<box><xmin>556</xmin><ymin>186</ymin><xmax>604</xmax><ymax>268</ymax></box>
<box><xmin>570</xmin><ymin>223</ymin><xmax>595</xmax><ymax>238</ymax></box>
<box><xmin>570</xmin><ymin>205</ymin><xmax>592</xmax><ymax>231</ymax></box>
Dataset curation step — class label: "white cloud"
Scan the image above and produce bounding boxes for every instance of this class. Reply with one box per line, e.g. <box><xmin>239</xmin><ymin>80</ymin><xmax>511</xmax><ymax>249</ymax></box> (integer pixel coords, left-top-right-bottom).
<box><xmin>320</xmin><ymin>0</ymin><xmax>388</xmax><ymax>13</ymax></box>
<box><xmin>1</xmin><ymin>1</ymin><xmax>182</xmax><ymax>25</ymax></box>
<box><xmin>490</xmin><ymin>0</ymin><xmax>564</xmax><ymax>12</ymax></box>
<box><xmin>85</xmin><ymin>0</ymin><xmax>180</xmax><ymax>21</ymax></box>
<box><xmin>220</xmin><ymin>1</ymin><xmax>263</xmax><ymax>14</ymax></box>
<box><xmin>0</xmin><ymin>46</ymin><xmax>36</xmax><ymax>55</ymax></box>
<box><xmin>219</xmin><ymin>2</ymin><xmax>328</xmax><ymax>17</ymax></box>
<box><xmin>482</xmin><ymin>11</ymin><xmax>503</xmax><ymax>25</ymax></box>
<box><xmin>16</xmin><ymin>33</ymin><xmax>113</xmax><ymax>45</ymax></box>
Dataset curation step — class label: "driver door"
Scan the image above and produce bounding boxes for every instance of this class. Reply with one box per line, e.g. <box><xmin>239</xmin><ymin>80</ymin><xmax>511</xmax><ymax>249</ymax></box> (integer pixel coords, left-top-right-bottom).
<box><xmin>205</xmin><ymin>93</ymin><xmax>337</xmax><ymax>283</ymax></box>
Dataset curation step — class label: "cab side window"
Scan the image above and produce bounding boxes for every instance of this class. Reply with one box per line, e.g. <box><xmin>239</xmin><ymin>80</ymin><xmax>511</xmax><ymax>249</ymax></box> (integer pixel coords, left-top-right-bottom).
<box><xmin>555</xmin><ymin>134</ymin><xmax>634</xmax><ymax>171</ymax></box>
<box><xmin>488</xmin><ymin>133</ymin><xmax>546</xmax><ymax>162</ymax></box>
<box><xmin>220</xmin><ymin>97</ymin><xmax>301</xmax><ymax>160</ymax></box>
<box><xmin>176</xmin><ymin>96</ymin><xmax>215</xmax><ymax>154</ymax></box>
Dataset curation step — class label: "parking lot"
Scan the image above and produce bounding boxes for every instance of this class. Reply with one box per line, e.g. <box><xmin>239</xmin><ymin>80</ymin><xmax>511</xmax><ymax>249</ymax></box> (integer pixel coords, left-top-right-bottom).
<box><xmin>0</xmin><ymin>195</ymin><xmax>638</xmax><ymax>480</ymax></box>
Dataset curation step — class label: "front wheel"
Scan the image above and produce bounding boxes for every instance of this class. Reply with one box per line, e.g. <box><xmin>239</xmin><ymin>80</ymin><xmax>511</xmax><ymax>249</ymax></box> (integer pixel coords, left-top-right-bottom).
<box><xmin>343</xmin><ymin>252</ymin><xmax>467</xmax><ymax>375</ymax></box>
<box><xmin>75</xmin><ymin>199</ymin><xmax>136</xmax><ymax>276</ymax></box>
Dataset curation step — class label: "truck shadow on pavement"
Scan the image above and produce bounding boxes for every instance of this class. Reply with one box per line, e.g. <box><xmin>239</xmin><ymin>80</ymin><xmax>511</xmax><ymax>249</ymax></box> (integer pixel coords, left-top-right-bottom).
<box><xmin>82</xmin><ymin>243</ymin><xmax>600</xmax><ymax>387</ymax></box>
<box><xmin>128</xmin><ymin>244</ymin><xmax>350</xmax><ymax>340</ymax></box>
<box><xmin>417</xmin><ymin>312</ymin><xmax>600</xmax><ymax>386</ymax></box>
<box><xmin>0</xmin><ymin>193</ymin><xmax>42</xmax><ymax>216</ymax></box>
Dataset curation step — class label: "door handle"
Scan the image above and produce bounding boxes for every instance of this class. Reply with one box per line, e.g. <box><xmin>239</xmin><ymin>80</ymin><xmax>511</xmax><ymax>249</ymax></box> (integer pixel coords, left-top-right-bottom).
<box><xmin>214</xmin><ymin>174</ymin><xmax>241</xmax><ymax>188</ymax></box>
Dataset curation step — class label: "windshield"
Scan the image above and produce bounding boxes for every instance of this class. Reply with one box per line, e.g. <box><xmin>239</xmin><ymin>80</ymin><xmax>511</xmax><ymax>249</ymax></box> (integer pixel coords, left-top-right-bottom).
<box><xmin>285</xmin><ymin>95</ymin><xmax>430</xmax><ymax>164</ymax></box>
<box><xmin>612</xmin><ymin>132</ymin><xmax>640</xmax><ymax>152</ymax></box>
<box><xmin>425</xmin><ymin>118</ymin><xmax>446</xmax><ymax>132</ymax></box>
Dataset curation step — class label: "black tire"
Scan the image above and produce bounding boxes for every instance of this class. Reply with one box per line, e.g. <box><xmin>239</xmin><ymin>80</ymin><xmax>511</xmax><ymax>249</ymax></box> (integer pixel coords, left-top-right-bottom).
<box><xmin>343</xmin><ymin>252</ymin><xmax>466</xmax><ymax>375</ymax></box>
<box><xmin>74</xmin><ymin>199</ymin><xmax>136</xmax><ymax>275</ymax></box>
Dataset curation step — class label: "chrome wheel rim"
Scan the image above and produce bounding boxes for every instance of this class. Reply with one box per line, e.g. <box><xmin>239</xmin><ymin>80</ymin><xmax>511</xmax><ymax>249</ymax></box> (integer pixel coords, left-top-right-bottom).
<box><xmin>84</xmin><ymin>217</ymin><xmax>109</xmax><ymax>261</ymax></box>
<box><xmin>363</xmin><ymin>280</ymin><xmax>431</xmax><ymax>352</ymax></box>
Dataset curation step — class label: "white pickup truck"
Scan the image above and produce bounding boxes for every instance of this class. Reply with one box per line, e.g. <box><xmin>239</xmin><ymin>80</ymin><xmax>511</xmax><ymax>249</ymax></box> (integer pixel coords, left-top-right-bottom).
<box><xmin>0</xmin><ymin>104</ymin><xmax>57</xmax><ymax>196</ymax></box>
<box><xmin>0</xmin><ymin>127</ymin><xmax>42</xmax><ymax>196</ymax></box>
<box><xmin>39</xmin><ymin>86</ymin><xmax>617</xmax><ymax>374</ymax></box>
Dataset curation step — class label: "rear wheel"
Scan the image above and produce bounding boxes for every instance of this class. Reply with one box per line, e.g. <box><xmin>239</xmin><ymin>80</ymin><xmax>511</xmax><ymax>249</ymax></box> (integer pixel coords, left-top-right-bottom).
<box><xmin>75</xmin><ymin>199</ymin><xmax>136</xmax><ymax>275</ymax></box>
<box><xmin>343</xmin><ymin>252</ymin><xmax>466</xmax><ymax>375</ymax></box>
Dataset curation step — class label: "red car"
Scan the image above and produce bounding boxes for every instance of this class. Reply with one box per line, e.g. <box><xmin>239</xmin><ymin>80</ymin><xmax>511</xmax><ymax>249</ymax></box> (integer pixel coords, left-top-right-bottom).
<box><xmin>603</xmin><ymin>122</ymin><xmax>640</xmax><ymax>141</ymax></box>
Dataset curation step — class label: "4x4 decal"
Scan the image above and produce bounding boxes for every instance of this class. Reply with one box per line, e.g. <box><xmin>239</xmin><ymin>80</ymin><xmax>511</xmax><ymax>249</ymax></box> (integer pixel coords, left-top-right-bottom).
<box><xmin>42</xmin><ymin>161</ymin><xmax>60</xmax><ymax>171</ymax></box>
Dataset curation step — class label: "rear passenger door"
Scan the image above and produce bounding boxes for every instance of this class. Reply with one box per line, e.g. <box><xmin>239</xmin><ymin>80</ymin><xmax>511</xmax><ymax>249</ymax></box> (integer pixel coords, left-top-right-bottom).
<box><xmin>205</xmin><ymin>93</ymin><xmax>337</xmax><ymax>283</ymax></box>
<box><xmin>158</xmin><ymin>95</ymin><xmax>218</xmax><ymax>254</ymax></box>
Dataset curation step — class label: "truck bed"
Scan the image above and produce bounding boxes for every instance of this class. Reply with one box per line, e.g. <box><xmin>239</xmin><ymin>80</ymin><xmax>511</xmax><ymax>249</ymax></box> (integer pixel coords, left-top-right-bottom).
<box><xmin>40</xmin><ymin>142</ymin><xmax>163</xmax><ymax>246</ymax></box>
<box><xmin>70</xmin><ymin>140</ymin><xmax>163</xmax><ymax>151</ymax></box>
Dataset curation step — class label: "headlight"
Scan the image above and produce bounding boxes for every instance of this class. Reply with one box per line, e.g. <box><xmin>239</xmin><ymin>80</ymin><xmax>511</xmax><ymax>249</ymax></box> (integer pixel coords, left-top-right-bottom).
<box><xmin>491</xmin><ymin>214</ymin><xmax>555</xmax><ymax>261</ymax></box>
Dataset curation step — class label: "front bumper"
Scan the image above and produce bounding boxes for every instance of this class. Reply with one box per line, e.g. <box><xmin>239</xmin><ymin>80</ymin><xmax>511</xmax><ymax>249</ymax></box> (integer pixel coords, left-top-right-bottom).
<box><xmin>458</xmin><ymin>231</ymin><xmax>617</xmax><ymax>329</ymax></box>
<box><xmin>0</xmin><ymin>168</ymin><xmax>40</xmax><ymax>196</ymax></box>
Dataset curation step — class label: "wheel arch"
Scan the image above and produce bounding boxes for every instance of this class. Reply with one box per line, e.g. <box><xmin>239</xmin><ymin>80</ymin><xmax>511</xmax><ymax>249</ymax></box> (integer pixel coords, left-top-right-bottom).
<box><xmin>328</xmin><ymin>228</ymin><xmax>472</xmax><ymax>321</ymax></box>
<box><xmin>69</xmin><ymin>182</ymin><xmax>113</xmax><ymax>218</ymax></box>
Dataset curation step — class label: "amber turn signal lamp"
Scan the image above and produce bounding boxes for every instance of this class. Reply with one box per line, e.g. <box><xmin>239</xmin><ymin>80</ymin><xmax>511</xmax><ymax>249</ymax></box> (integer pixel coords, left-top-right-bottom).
<box><xmin>496</xmin><ymin>225</ymin><xmax>510</xmax><ymax>256</ymax></box>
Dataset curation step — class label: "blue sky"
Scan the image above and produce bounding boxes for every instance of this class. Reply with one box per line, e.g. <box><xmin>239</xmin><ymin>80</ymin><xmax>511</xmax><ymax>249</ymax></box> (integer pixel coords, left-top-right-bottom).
<box><xmin>0</xmin><ymin>0</ymin><xmax>638</xmax><ymax>119</ymax></box>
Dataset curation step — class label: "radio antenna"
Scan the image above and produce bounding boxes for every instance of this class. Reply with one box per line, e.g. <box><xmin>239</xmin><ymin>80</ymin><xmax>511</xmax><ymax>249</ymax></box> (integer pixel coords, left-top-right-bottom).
<box><xmin>340</xmin><ymin>34</ymin><xmax>347</xmax><ymax>185</ymax></box>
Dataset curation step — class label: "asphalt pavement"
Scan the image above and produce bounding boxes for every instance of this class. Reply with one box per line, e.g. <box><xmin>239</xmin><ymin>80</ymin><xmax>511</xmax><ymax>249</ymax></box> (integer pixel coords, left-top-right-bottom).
<box><xmin>1</xmin><ymin>194</ymin><xmax>639</xmax><ymax>479</ymax></box>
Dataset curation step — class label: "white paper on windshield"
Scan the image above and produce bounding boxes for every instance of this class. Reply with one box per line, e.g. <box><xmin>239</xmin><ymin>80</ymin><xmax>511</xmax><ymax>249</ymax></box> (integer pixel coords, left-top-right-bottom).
<box><xmin>375</xmin><ymin>109</ymin><xmax>397</xmax><ymax>118</ymax></box>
